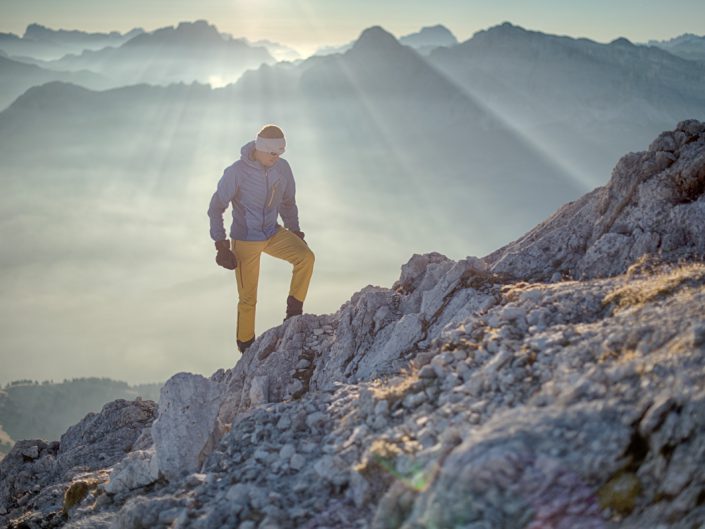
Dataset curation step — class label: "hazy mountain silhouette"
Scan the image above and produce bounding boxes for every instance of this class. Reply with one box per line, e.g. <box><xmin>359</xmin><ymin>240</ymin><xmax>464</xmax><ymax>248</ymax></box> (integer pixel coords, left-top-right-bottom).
<box><xmin>0</xmin><ymin>79</ymin><xmax>213</xmax><ymax>186</ymax></box>
<box><xmin>648</xmin><ymin>33</ymin><xmax>705</xmax><ymax>63</ymax></box>
<box><xmin>40</xmin><ymin>20</ymin><xmax>275</xmax><ymax>87</ymax></box>
<box><xmin>313</xmin><ymin>41</ymin><xmax>354</xmax><ymax>56</ymax></box>
<box><xmin>0</xmin><ymin>23</ymin><xmax>143</xmax><ymax>61</ymax></box>
<box><xmin>24</xmin><ymin>23</ymin><xmax>144</xmax><ymax>47</ymax></box>
<box><xmin>242</xmin><ymin>37</ymin><xmax>302</xmax><ymax>62</ymax></box>
<box><xmin>204</xmin><ymin>25</ymin><xmax>583</xmax><ymax>224</ymax></box>
<box><xmin>0</xmin><ymin>54</ymin><xmax>110</xmax><ymax>110</ymax></box>
<box><xmin>399</xmin><ymin>24</ymin><xmax>458</xmax><ymax>54</ymax></box>
<box><xmin>4</xmin><ymin>22</ymin><xmax>703</xmax><ymax>235</ymax></box>
<box><xmin>427</xmin><ymin>22</ymin><xmax>705</xmax><ymax>180</ymax></box>
<box><xmin>314</xmin><ymin>24</ymin><xmax>457</xmax><ymax>57</ymax></box>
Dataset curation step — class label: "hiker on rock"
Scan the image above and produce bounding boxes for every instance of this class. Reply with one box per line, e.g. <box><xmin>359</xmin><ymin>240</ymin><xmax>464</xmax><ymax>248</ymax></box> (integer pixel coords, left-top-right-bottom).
<box><xmin>208</xmin><ymin>124</ymin><xmax>315</xmax><ymax>353</ymax></box>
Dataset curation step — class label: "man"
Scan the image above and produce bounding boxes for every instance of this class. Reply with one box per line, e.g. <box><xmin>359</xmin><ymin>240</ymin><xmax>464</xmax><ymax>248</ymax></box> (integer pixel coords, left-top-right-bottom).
<box><xmin>208</xmin><ymin>124</ymin><xmax>315</xmax><ymax>353</ymax></box>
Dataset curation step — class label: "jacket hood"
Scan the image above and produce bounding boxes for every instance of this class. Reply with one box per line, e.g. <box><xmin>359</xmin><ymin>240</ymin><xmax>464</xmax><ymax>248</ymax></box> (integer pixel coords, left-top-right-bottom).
<box><xmin>240</xmin><ymin>140</ymin><xmax>283</xmax><ymax>170</ymax></box>
<box><xmin>240</xmin><ymin>140</ymin><xmax>260</xmax><ymax>169</ymax></box>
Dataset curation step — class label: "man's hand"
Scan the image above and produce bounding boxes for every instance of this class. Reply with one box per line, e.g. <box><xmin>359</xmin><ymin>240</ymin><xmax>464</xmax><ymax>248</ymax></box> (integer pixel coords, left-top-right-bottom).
<box><xmin>215</xmin><ymin>240</ymin><xmax>237</xmax><ymax>270</ymax></box>
<box><xmin>292</xmin><ymin>230</ymin><xmax>305</xmax><ymax>241</ymax></box>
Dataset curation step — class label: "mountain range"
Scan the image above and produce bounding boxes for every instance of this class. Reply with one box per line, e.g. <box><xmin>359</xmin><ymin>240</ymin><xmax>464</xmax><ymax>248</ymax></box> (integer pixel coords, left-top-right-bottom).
<box><xmin>4</xmin><ymin>20</ymin><xmax>701</xmax><ymax>180</ymax></box>
<box><xmin>0</xmin><ymin>54</ymin><xmax>110</xmax><ymax>110</ymax></box>
<box><xmin>0</xmin><ymin>23</ymin><xmax>143</xmax><ymax>61</ymax></box>
<box><xmin>5</xmin><ymin>21</ymin><xmax>703</xmax><ymax>198</ymax></box>
<box><xmin>648</xmin><ymin>32</ymin><xmax>705</xmax><ymax>63</ymax></box>
<box><xmin>0</xmin><ymin>25</ymin><xmax>584</xmax><ymax>241</ymax></box>
<box><xmin>398</xmin><ymin>24</ymin><xmax>458</xmax><ymax>54</ymax></box>
<box><xmin>0</xmin><ymin>20</ymin><xmax>304</xmax><ymax>110</ymax></box>
<box><xmin>427</xmin><ymin>22</ymin><xmax>705</xmax><ymax>182</ymax></box>
<box><xmin>23</xmin><ymin>20</ymin><xmax>275</xmax><ymax>88</ymax></box>
<box><xmin>314</xmin><ymin>24</ymin><xmax>458</xmax><ymax>56</ymax></box>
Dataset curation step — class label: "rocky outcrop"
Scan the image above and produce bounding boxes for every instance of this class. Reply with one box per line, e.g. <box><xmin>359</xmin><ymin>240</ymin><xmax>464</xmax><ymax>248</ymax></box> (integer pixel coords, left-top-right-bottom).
<box><xmin>485</xmin><ymin>119</ymin><xmax>705</xmax><ymax>281</ymax></box>
<box><xmin>1</xmin><ymin>121</ymin><xmax>704</xmax><ymax>529</ymax></box>
<box><xmin>215</xmin><ymin>254</ymin><xmax>490</xmax><ymax>427</ymax></box>
<box><xmin>0</xmin><ymin>398</ymin><xmax>156</xmax><ymax>526</ymax></box>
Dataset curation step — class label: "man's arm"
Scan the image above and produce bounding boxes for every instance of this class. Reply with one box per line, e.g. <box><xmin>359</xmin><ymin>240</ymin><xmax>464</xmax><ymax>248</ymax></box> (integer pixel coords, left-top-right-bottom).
<box><xmin>207</xmin><ymin>166</ymin><xmax>238</xmax><ymax>241</ymax></box>
<box><xmin>279</xmin><ymin>166</ymin><xmax>301</xmax><ymax>233</ymax></box>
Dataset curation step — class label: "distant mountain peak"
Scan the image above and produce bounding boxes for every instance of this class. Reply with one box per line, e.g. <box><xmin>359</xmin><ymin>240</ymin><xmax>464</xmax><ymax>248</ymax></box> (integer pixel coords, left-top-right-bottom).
<box><xmin>399</xmin><ymin>24</ymin><xmax>458</xmax><ymax>48</ymax></box>
<box><xmin>467</xmin><ymin>21</ymin><xmax>534</xmax><ymax>43</ymax></box>
<box><xmin>22</xmin><ymin>22</ymin><xmax>143</xmax><ymax>42</ymax></box>
<box><xmin>351</xmin><ymin>26</ymin><xmax>401</xmax><ymax>52</ymax></box>
<box><xmin>172</xmin><ymin>20</ymin><xmax>223</xmax><ymax>41</ymax></box>
<box><xmin>461</xmin><ymin>21</ymin><xmax>537</xmax><ymax>48</ymax></box>
<box><xmin>610</xmin><ymin>37</ymin><xmax>634</xmax><ymax>47</ymax></box>
<box><xmin>175</xmin><ymin>19</ymin><xmax>216</xmax><ymax>34</ymax></box>
<box><xmin>492</xmin><ymin>21</ymin><xmax>525</xmax><ymax>33</ymax></box>
<box><xmin>24</xmin><ymin>23</ymin><xmax>48</xmax><ymax>34</ymax></box>
<box><xmin>649</xmin><ymin>32</ymin><xmax>705</xmax><ymax>46</ymax></box>
<box><xmin>411</xmin><ymin>24</ymin><xmax>454</xmax><ymax>38</ymax></box>
<box><xmin>124</xmin><ymin>20</ymin><xmax>226</xmax><ymax>48</ymax></box>
<box><xmin>23</xmin><ymin>23</ymin><xmax>59</xmax><ymax>39</ymax></box>
<box><xmin>646</xmin><ymin>32</ymin><xmax>705</xmax><ymax>63</ymax></box>
<box><xmin>421</xmin><ymin>24</ymin><xmax>450</xmax><ymax>32</ymax></box>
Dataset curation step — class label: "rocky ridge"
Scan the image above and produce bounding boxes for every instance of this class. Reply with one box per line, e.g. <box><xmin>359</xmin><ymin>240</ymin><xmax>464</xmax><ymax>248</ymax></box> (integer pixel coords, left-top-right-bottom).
<box><xmin>1</xmin><ymin>120</ymin><xmax>704</xmax><ymax>528</ymax></box>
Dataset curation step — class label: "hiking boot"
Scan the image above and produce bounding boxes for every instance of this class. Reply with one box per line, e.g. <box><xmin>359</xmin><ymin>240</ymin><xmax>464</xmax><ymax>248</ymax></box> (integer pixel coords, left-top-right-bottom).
<box><xmin>237</xmin><ymin>337</ymin><xmax>254</xmax><ymax>353</ymax></box>
<box><xmin>284</xmin><ymin>295</ymin><xmax>303</xmax><ymax>321</ymax></box>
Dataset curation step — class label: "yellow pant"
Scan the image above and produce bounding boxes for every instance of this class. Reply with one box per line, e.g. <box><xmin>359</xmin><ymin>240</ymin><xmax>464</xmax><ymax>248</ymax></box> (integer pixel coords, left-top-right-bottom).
<box><xmin>230</xmin><ymin>227</ymin><xmax>315</xmax><ymax>342</ymax></box>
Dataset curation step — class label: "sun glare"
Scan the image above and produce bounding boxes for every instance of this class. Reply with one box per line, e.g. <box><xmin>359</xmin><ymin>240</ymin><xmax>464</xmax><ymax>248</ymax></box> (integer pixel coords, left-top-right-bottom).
<box><xmin>208</xmin><ymin>75</ymin><xmax>228</xmax><ymax>89</ymax></box>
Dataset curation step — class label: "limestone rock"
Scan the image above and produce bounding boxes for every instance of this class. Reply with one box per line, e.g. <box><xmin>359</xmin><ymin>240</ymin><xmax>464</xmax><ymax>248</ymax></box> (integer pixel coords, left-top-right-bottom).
<box><xmin>104</xmin><ymin>448</ymin><xmax>159</xmax><ymax>494</ymax></box>
<box><xmin>58</xmin><ymin>398</ymin><xmax>157</xmax><ymax>475</ymax></box>
<box><xmin>486</xmin><ymin>120</ymin><xmax>705</xmax><ymax>281</ymax></box>
<box><xmin>151</xmin><ymin>372</ymin><xmax>225</xmax><ymax>480</ymax></box>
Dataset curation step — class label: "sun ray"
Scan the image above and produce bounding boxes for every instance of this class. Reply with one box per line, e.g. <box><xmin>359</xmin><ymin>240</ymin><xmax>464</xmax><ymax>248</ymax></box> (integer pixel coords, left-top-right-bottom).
<box><xmin>420</xmin><ymin>54</ymin><xmax>597</xmax><ymax>191</ymax></box>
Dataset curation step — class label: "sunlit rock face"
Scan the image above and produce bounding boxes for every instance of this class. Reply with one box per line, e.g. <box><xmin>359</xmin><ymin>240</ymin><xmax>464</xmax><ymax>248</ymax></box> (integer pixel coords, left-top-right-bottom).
<box><xmin>486</xmin><ymin>119</ymin><xmax>705</xmax><ymax>281</ymax></box>
<box><xmin>2</xmin><ymin>121</ymin><xmax>705</xmax><ymax>528</ymax></box>
<box><xmin>151</xmin><ymin>373</ymin><xmax>226</xmax><ymax>481</ymax></box>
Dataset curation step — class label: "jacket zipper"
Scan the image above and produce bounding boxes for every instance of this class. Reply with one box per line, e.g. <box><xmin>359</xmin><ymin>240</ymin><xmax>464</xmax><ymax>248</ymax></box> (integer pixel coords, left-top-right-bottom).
<box><xmin>267</xmin><ymin>181</ymin><xmax>279</xmax><ymax>208</ymax></box>
<box><xmin>262</xmin><ymin>169</ymin><xmax>269</xmax><ymax>233</ymax></box>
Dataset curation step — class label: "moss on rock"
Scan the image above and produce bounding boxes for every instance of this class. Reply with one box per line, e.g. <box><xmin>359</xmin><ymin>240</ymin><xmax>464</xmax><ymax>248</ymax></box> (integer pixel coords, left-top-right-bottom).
<box><xmin>598</xmin><ymin>471</ymin><xmax>642</xmax><ymax>515</ymax></box>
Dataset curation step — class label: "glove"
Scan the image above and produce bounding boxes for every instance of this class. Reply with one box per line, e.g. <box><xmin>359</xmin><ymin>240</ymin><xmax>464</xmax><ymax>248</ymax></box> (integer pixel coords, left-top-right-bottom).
<box><xmin>292</xmin><ymin>230</ymin><xmax>305</xmax><ymax>241</ymax></box>
<box><xmin>214</xmin><ymin>240</ymin><xmax>237</xmax><ymax>270</ymax></box>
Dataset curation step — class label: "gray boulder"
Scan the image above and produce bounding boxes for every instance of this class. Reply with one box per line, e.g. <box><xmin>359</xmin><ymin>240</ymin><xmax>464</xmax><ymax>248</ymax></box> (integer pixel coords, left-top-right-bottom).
<box><xmin>151</xmin><ymin>372</ymin><xmax>226</xmax><ymax>480</ymax></box>
<box><xmin>104</xmin><ymin>448</ymin><xmax>159</xmax><ymax>494</ymax></box>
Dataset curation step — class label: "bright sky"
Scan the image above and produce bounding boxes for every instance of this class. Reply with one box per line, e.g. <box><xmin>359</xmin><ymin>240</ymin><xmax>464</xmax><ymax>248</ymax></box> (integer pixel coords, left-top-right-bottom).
<box><xmin>1</xmin><ymin>0</ymin><xmax>704</xmax><ymax>57</ymax></box>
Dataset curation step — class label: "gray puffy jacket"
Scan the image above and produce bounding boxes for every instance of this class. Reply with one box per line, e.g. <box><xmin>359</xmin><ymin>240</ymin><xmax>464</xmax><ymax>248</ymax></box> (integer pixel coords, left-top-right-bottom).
<box><xmin>208</xmin><ymin>140</ymin><xmax>300</xmax><ymax>241</ymax></box>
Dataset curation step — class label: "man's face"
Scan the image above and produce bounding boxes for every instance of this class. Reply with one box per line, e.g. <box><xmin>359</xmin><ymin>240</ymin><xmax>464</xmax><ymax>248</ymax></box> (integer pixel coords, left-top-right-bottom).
<box><xmin>254</xmin><ymin>149</ymin><xmax>281</xmax><ymax>168</ymax></box>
